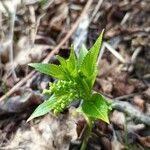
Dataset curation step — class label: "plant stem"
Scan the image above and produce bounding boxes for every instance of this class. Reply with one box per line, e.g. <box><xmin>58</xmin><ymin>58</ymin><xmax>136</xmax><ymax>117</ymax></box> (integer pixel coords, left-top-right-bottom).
<box><xmin>80</xmin><ymin>117</ymin><xmax>92</xmax><ymax>150</ymax></box>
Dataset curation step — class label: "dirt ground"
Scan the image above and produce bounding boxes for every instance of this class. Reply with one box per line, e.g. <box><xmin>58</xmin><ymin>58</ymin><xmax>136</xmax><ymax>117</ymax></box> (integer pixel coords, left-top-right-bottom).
<box><xmin>0</xmin><ymin>0</ymin><xmax>149</xmax><ymax>150</ymax></box>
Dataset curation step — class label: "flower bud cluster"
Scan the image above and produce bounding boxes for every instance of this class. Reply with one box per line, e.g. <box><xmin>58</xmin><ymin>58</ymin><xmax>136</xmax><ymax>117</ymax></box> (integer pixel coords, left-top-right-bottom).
<box><xmin>52</xmin><ymin>93</ymin><xmax>75</xmax><ymax>114</ymax></box>
<box><xmin>43</xmin><ymin>80</ymin><xmax>79</xmax><ymax>114</ymax></box>
<box><xmin>50</xmin><ymin>80</ymin><xmax>77</xmax><ymax>95</ymax></box>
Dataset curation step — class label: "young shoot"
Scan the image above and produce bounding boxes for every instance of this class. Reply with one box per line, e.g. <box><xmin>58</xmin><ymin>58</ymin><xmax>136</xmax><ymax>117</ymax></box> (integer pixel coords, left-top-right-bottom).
<box><xmin>27</xmin><ymin>30</ymin><xmax>111</xmax><ymax>150</ymax></box>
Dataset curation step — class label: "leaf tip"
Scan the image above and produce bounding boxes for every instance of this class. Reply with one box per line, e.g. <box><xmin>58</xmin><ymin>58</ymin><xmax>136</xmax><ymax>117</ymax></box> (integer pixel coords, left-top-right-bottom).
<box><xmin>101</xmin><ymin>28</ymin><xmax>105</xmax><ymax>34</ymax></box>
<box><xmin>28</xmin><ymin>63</ymin><xmax>35</xmax><ymax>68</ymax></box>
<box><xmin>26</xmin><ymin>116</ymin><xmax>33</xmax><ymax>122</ymax></box>
<box><xmin>105</xmin><ymin>118</ymin><xmax>110</xmax><ymax>124</ymax></box>
<box><xmin>70</xmin><ymin>44</ymin><xmax>74</xmax><ymax>49</ymax></box>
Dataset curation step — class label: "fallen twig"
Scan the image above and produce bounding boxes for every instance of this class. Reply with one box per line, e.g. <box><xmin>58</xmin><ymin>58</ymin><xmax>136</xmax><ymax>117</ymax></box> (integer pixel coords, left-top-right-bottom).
<box><xmin>128</xmin><ymin>47</ymin><xmax>142</xmax><ymax>72</ymax></box>
<box><xmin>2</xmin><ymin>1</ymin><xmax>18</xmax><ymax>81</ymax></box>
<box><xmin>112</xmin><ymin>100</ymin><xmax>150</xmax><ymax>126</ymax></box>
<box><xmin>0</xmin><ymin>0</ymin><xmax>94</xmax><ymax>102</ymax></box>
<box><xmin>104</xmin><ymin>42</ymin><xmax>126</xmax><ymax>63</ymax></box>
<box><xmin>114</xmin><ymin>93</ymin><xmax>140</xmax><ymax>100</ymax></box>
<box><xmin>90</xmin><ymin>0</ymin><xmax>103</xmax><ymax>23</ymax></box>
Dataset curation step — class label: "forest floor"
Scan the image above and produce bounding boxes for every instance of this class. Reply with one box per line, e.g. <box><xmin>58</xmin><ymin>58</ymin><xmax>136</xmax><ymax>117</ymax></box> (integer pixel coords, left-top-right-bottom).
<box><xmin>0</xmin><ymin>0</ymin><xmax>149</xmax><ymax>150</ymax></box>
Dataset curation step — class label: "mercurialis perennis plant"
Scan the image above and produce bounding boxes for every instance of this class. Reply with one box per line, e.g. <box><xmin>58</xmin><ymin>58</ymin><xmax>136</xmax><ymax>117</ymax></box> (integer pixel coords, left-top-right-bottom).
<box><xmin>27</xmin><ymin>30</ymin><xmax>111</xmax><ymax>150</ymax></box>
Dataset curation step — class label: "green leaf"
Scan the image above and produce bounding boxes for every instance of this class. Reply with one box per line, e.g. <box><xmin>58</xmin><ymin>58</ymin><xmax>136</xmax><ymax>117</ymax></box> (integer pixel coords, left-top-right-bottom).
<box><xmin>85</xmin><ymin>70</ymin><xmax>98</xmax><ymax>89</ymax></box>
<box><xmin>57</xmin><ymin>55</ymin><xmax>67</xmax><ymax>67</ymax></box>
<box><xmin>67</xmin><ymin>46</ymin><xmax>77</xmax><ymax>73</ymax></box>
<box><xmin>78</xmin><ymin>44</ymin><xmax>88</xmax><ymax>67</ymax></box>
<box><xmin>81</xmin><ymin>93</ymin><xmax>109</xmax><ymax>123</ymax></box>
<box><xmin>80</xmin><ymin>30</ymin><xmax>104</xmax><ymax>78</ymax></box>
<box><xmin>29</xmin><ymin>63</ymin><xmax>67</xmax><ymax>80</ymax></box>
<box><xmin>57</xmin><ymin>47</ymin><xmax>77</xmax><ymax>78</ymax></box>
<box><xmin>27</xmin><ymin>95</ymin><xmax>56</xmax><ymax>122</ymax></box>
<box><xmin>57</xmin><ymin>55</ymin><xmax>70</xmax><ymax>78</ymax></box>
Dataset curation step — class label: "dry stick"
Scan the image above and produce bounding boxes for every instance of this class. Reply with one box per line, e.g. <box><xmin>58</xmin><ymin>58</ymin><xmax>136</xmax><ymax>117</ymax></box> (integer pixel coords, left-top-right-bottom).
<box><xmin>128</xmin><ymin>47</ymin><xmax>142</xmax><ymax>72</ymax></box>
<box><xmin>29</xmin><ymin>6</ymin><xmax>36</xmax><ymax>45</ymax></box>
<box><xmin>114</xmin><ymin>93</ymin><xmax>140</xmax><ymax>101</ymax></box>
<box><xmin>0</xmin><ymin>0</ymin><xmax>93</xmax><ymax>102</ymax></box>
<box><xmin>104</xmin><ymin>42</ymin><xmax>126</xmax><ymax>63</ymax></box>
<box><xmin>9</xmin><ymin>3</ymin><xmax>17</xmax><ymax>81</ymax></box>
<box><xmin>112</xmin><ymin>100</ymin><xmax>150</xmax><ymax>126</ymax></box>
<box><xmin>89</xmin><ymin>0</ymin><xmax>103</xmax><ymax>23</ymax></box>
<box><xmin>1</xmin><ymin>1</ymin><xmax>18</xmax><ymax>81</ymax></box>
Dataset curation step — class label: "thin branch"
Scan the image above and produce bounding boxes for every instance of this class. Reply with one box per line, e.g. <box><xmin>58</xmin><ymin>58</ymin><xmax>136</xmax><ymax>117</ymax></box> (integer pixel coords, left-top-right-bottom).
<box><xmin>128</xmin><ymin>47</ymin><xmax>142</xmax><ymax>72</ymax></box>
<box><xmin>104</xmin><ymin>42</ymin><xmax>126</xmax><ymax>63</ymax></box>
<box><xmin>9</xmin><ymin>3</ymin><xmax>17</xmax><ymax>81</ymax></box>
<box><xmin>1</xmin><ymin>1</ymin><xmax>18</xmax><ymax>81</ymax></box>
<box><xmin>112</xmin><ymin>100</ymin><xmax>150</xmax><ymax>126</ymax></box>
<box><xmin>114</xmin><ymin>93</ymin><xmax>140</xmax><ymax>100</ymax></box>
<box><xmin>89</xmin><ymin>0</ymin><xmax>103</xmax><ymax>23</ymax></box>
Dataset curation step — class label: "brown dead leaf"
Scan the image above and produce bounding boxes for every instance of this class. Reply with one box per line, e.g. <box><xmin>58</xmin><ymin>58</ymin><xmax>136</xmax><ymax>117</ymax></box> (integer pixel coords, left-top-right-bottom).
<box><xmin>112</xmin><ymin>72</ymin><xmax>135</xmax><ymax>96</ymax></box>
<box><xmin>0</xmin><ymin>88</ymin><xmax>43</xmax><ymax>116</ymax></box>
<box><xmin>50</xmin><ymin>2</ymin><xmax>68</xmax><ymax>31</ymax></box>
<box><xmin>100</xmin><ymin>136</ymin><xmax>112</xmax><ymax>150</ymax></box>
<box><xmin>3</xmin><ymin>112</ymin><xmax>78</xmax><ymax>150</ymax></box>
<box><xmin>98</xmin><ymin>59</ymin><xmax>111</xmax><ymax>77</ymax></box>
<box><xmin>0</xmin><ymin>49</ymin><xmax>9</xmax><ymax>64</ymax></box>
<box><xmin>111</xmin><ymin>126</ymin><xmax>124</xmax><ymax>150</ymax></box>
<box><xmin>111</xmin><ymin>138</ymin><xmax>124</xmax><ymax>150</ymax></box>
<box><xmin>110</xmin><ymin>110</ymin><xmax>125</xmax><ymax>129</ymax></box>
<box><xmin>137</xmin><ymin>135</ymin><xmax>150</xmax><ymax>148</ymax></box>
<box><xmin>96</xmin><ymin>120</ymin><xmax>108</xmax><ymax>133</ymax></box>
<box><xmin>98</xmin><ymin>78</ymin><xmax>113</xmax><ymax>95</ymax></box>
<box><xmin>143</xmin><ymin>87</ymin><xmax>150</xmax><ymax>101</ymax></box>
<box><xmin>133</xmin><ymin>96</ymin><xmax>145</xmax><ymax>112</ymax></box>
<box><xmin>76</xmin><ymin>119</ymin><xmax>86</xmax><ymax>138</ymax></box>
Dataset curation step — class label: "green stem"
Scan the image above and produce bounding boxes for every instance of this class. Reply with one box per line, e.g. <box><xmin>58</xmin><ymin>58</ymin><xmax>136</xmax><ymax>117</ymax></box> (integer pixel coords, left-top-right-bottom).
<box><xmin>80</xmin><ymin>117</ymin><xmax>92</xmax><ymax>150</ymax></box>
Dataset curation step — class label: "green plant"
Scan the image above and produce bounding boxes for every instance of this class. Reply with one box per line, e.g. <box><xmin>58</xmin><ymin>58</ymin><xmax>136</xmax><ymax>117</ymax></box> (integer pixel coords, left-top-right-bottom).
<box><xmin>27</xmin><ymin>30</ymin><xmax>111</xmax><ymax>150</ymax></box>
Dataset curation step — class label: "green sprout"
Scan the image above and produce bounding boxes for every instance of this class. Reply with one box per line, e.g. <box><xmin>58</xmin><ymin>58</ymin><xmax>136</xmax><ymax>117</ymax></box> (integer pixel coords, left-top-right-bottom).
<box><xmin>27</xmin><ymin>30</ymin><xmax>111</xmax><ymax>150</ymax></box>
